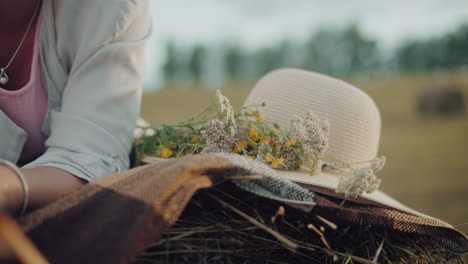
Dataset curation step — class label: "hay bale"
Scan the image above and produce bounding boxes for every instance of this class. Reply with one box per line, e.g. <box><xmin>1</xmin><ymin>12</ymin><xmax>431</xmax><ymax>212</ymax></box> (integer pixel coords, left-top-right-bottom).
<box><xmin>417</xmin><ymin>83</ymin><xmax>465</xmax><ymax>117</ymax></box>
<box><xmin>133</xmin><ymin>182</ymin><xmax>463</xmax><ymax>264</ymax></box>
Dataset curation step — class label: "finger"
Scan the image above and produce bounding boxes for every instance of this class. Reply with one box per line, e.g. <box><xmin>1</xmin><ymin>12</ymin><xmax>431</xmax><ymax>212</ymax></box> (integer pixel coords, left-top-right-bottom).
<box><xmin>0</xmin><ymin>212</ymin><xmax>49</xmax><ymax>264</ymax></box>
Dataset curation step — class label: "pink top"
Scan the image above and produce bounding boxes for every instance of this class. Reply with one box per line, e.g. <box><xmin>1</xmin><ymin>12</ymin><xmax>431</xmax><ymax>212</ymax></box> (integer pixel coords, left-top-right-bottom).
<box><xmin>0</xmin><ymin>11</ymin><xmax>47</xmax><ymax>164</ymax></box>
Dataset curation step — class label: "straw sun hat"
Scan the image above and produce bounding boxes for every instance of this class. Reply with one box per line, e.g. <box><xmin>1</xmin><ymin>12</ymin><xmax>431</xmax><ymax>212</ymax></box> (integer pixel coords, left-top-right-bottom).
<box><xmin>243</xmin><ymin>69</ymin><xmax>467</xmax><ymax>254</ymax></box>
<box><xmin>242</xmin><ymin>68</ymin><xmax>460</xmax><ymax>224</ymax></box>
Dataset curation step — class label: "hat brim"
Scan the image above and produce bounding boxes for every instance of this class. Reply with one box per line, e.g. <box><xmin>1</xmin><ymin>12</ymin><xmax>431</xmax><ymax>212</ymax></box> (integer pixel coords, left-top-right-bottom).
<box><xmin>143</xmin><ymin>156</ymin><xmax>451</xmax><ymax>227</ymax></box>
<box><xmin>275</xmin><ymin>169</ymin><xmax>449</xmax><ymax>224</ymax></box>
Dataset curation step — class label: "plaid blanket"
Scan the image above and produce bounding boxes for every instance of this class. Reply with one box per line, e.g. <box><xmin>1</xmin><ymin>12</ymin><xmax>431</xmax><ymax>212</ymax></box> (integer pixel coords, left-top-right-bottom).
<box><xmin>15</xmin><ymin>154</ymin><xmax>467</xmax><ymax>263</ymax></box>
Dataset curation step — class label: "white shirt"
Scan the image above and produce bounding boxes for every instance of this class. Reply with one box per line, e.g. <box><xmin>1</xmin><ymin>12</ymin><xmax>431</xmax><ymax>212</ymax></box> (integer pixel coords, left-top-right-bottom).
<box><xmin>0</xmin><ymin>0</ymin><xmax>152</xmax><ymax>181</ymax></box>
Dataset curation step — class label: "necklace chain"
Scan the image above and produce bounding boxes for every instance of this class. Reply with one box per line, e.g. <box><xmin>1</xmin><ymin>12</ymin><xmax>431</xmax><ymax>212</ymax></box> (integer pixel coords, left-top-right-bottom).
<box><xmin>0</xmin><ymin>0</ymin><xmax>42</xmax><ymax>85</ymax></box>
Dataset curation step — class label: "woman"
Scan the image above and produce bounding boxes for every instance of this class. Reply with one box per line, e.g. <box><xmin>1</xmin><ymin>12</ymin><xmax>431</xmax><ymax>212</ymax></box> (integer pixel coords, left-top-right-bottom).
<box><xmin>0</xmin><ymin>0</ymin><xmax>151</xmax><ymax>216</ymax></box>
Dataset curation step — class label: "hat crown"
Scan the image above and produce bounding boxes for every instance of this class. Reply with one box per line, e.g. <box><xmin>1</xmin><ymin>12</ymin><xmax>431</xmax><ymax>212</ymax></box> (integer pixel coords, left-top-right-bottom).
<box><xmin>243</xmin><ymin>69</ymin><xmax>381</xmax><ymax>163</ymax></box>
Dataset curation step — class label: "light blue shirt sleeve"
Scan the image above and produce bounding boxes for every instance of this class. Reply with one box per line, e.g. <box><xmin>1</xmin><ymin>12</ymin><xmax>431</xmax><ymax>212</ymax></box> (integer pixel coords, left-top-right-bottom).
<box><xmin>23</xmin><ymin>0</ymin><xmax>152</xmax><ymax>181</ymax></box>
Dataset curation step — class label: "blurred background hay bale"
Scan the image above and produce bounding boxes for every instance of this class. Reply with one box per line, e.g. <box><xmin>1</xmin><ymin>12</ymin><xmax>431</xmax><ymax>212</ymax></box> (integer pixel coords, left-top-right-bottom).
<box><xmin>417</xmin><ymin>80</ymin><xmax>466</xmax><ymax>117</ymax></box>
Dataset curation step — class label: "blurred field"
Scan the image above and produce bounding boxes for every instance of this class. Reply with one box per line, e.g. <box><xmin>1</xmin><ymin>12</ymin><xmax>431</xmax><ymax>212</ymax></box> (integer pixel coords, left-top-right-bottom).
<box><xmin>141</xmin><ymin>70</ymin><xmax>468</xmax><ymax>233</ymax></box>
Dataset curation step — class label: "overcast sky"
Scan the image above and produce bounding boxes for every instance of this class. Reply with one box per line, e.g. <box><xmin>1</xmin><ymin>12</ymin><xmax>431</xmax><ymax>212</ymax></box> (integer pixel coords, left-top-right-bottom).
<box><xmin>145</xmin><ymin>0</ymin><xmax>468</xmax><ymax>86</ymax></box>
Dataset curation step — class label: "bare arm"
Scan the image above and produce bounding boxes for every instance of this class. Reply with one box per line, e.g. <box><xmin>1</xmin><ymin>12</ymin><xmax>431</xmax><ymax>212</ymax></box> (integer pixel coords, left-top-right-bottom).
<box><xmin>0</xmin><ymin>165</ymin><xmax>85</xmax><ymax>215</ymax></box>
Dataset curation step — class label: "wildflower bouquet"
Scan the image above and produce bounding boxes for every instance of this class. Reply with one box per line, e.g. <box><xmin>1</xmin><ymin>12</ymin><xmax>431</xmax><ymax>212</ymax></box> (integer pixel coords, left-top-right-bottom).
<box><xmin>134</xmin><ymin>90</ymin><xmax>385</xmax><ymax>198</ymax></box>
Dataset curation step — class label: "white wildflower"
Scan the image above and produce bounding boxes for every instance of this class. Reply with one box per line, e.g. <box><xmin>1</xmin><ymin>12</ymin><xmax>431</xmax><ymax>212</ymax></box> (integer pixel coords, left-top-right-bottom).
<box><xmin>135</xmin><ymin>118</ymin><xmax>153</xmax><ymax>139</ymax></box>
<box><xmin>144</xmin><ymin>128</ymin><xmax>156</xmax><ymax>137</ymax></box>
<box><xmin>200</xmin><ymin>119</ymin><xmax>234</xmax><ymax>153</ymax></box>
<box><xmin>292</xmin><ymin>111</ymin><xmax>330</xmax><ymax>157</ymax></box>
<box><xmin>336</xmin><ymin>168</ymin><xmax>381</xmax><ymax>198</ymax></box>
<box><xmin>134</xmin><ymin>128</ymin><xmax>144</xmax><ymax>139</ymax></box>
<box><xmin>136</xmin><ymin>118</ymin><xmax>151</xmax><ymax>128</ymax></box>
<box><xmin>370</xmin><ymin>156</ymin><xmax>386</xmax><ymax>173</ymax></box>
<box><xmin>304</xmin><ymin>111</ymin><xmax>330</xmax><ymax>155</ymax></box>
<box><xmin>291</xmin><ymin>111</ymin><xmax>330</xmax><ymax>175</ymax></box>
<box><xmin>215</xmin><ymin>90</ymin><xmax>237</xmax><ymax>137</ymax></box>
<box><xmin>291</xmin><ymin>115</ymin><xmax>309</xmax><ymax>142</ymax></box>
<box><xmin>335</xmin><ymin>156</ymin><xmax>386</xmax><ymax>198</ymax></box>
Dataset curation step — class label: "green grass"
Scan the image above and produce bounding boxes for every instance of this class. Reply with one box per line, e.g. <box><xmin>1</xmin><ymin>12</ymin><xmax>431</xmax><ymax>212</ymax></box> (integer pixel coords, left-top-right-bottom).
<box><xmin>141</xmin><ymin>71</ymin><xmax>468</xmax><ymax>233</ymax></box>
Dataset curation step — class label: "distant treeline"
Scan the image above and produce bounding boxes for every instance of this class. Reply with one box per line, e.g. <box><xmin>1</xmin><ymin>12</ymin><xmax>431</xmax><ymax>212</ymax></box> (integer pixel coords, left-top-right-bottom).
<box><xmin>160</xmin><ymin>23</ymin><xmax>468</xmax><ymax>85</ymax></box>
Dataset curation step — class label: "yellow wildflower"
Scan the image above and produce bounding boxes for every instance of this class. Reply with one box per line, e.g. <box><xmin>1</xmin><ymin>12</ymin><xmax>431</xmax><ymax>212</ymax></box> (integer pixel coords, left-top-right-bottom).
<box><xmin>161</xmin><ymin>148</ymin><xmax>174</xmax><ymax>158</ymax></box>
<box><xmin>261</xmin><ymin>138</ymin><xmax>270</xmax><ymax>144</ymax></box>
<box><xmin>255</xmin><ymin>112</ymin><xmax>264</xmax><ymax>122</ymax></box>
<box><xmin>272</xmin><ymin>158</ymin><xmax>284</xmax><ymax>168</ymax></box>
<box><xmin>285</xmin><ymin>139</ymin><xmax>297</xmax><ymax>147</ymax></box>
<box><xmin>233</xmin><ymin>141</ymin><xmax>250</xmax><ymax>153</ymax></box>
<box><xmin>265</xmin><ymin>153</ymin><xmax>274</xmax><ymax>163</ymax></box>
<box><xmin>266</xmin><ymin>153</ymin><xmax>284</xmax><ymax>168</ymax></box>
<box><xmin>239</xmin><ymin>141</ymin><xmax>248</xmax><ymax>148</ymax></box>
<box><xmin>275</xmin><ymin>145</ymin><xmax>281</xmax><ymax>155</ymax></box>
<box><xmin>248</xmin><ymin>129</ymin><xmax>260</xmax><ymax>141</ymax></box>
<box><xmin>246</xmin><ymin>111</ymin><xmax>263</xmax><ymax>122</ymax></box>
<box><xmin>247</xmin><ymin>155</ymin><xmax>257</xmax><ymax>160</ymax></box>
<box><xmin>233</xmin><ymin>143</ymin><xmax>244</xmax><ymax>153</ymax></box>
<box><xmin>191</xmin><ymin>136</ymin><xmax>200</xmax><ymax>143</ymax></box>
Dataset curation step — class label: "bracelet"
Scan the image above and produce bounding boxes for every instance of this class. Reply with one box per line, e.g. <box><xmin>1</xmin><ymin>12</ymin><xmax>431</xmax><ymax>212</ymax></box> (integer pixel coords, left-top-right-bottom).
<box><xmin>0</xmin><ymin>160</ymin><xmax>29</xmax><ymax>216</ymax></box>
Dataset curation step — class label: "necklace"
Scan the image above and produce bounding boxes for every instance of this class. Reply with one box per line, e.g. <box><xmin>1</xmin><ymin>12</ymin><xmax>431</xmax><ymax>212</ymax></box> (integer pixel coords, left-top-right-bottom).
<box><xmin>0</xmin><ymin>0</ymin><xmax>41</xmax><ymax>86</ymax></box>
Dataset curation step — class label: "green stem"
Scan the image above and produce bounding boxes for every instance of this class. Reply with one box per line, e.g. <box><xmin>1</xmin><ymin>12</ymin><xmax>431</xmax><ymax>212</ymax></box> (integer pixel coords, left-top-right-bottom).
<box><xmin>310</xmin><ymin>158</ymin><xmax>319</xmax><ymax>176</ymax></box>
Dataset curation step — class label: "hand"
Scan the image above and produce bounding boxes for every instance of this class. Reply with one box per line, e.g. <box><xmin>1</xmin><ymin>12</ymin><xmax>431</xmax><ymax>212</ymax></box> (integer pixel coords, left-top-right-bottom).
<box><xmin>0</xmin><ymin>165</ymin><xmax>84</xmax><ymax>262</ymax></box>
<box><xmin>0</xmin><ymin>214</ymin><xmax>15</xmax><ymax>260</ymax></box>
<box><xmin>0</xmin><ymin>213</ymin><xmax>48</xmax><ymax>262</ymax></box>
